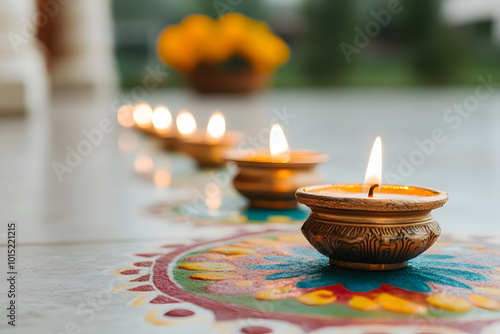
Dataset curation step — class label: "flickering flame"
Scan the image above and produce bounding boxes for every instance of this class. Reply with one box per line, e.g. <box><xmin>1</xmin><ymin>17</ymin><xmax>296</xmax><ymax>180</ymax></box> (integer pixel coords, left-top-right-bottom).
<box><xmin>152</xmin><ymin>106</ymin><xmax>172</xmax><ymax>132</ymax></box>
<box><xmin>205</xmin><ymin>184</ymin><xmax>222</xmax><ymax>209</ymax></box>
<box><xmin>117</xmin><ymin>104</ymin><xmax>135</xmax><ymax>128</ymax></box>
<box><xmin>176</xmin><ymin>111</ymin><xmax>196</xmax><ymax>137</ymax></box>
<box><xmin>133</xmin><ymin>103</ymin><xmax>153</xmax><ymax>128</ymax></box>
<box><xmin>206</xmin><ymin>112</ymin><xmax>226</xmax><ymax>142</ymax></box>
<box><xmin>269</xmin><ymin>123</ymin><xmax>290</xmax><ymax>162</ymax></box>
<box><xmin>364</xmin><ymin>136</ymin><xmax>383</xmax><ymax>194</ymax></box>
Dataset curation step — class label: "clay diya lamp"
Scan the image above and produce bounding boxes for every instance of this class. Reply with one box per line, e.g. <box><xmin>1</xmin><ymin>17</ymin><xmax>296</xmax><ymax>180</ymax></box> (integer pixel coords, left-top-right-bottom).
<box><xmin>226</xmin><ymin>124</ymin><xmax>328</xmax><ymax>209</ymax></box>
<box><xmin>296</xmin><ymin>137</ymin><xmax>449</xmax><ymax>271</ymax></box>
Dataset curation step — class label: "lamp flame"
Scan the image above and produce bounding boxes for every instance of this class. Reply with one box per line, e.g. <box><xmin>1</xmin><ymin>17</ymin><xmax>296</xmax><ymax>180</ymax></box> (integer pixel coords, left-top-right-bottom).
<box><xmin>364</xmin><ymin>136</ymin><xmax>383</xmax><ymax>194</ymax></box>
<box><xmin>133</xmin><ymin>103</ymin><xmax>153</xmax><ymax>128</ymax></box>
<box><xmin>117</xmin><ymin>104</ymin><xmax>135</xmax><ymax>128</ymax></box>
<box><xmin>176</xmin><ymin>111</ymin><xmax>196</xmax><ymax>137</ymax></box>
<box><xmin>270</xmin><ymin>123</ymin><xmax>290</xmax><ymax>162</ymax></box>
<box><xmin>206</xmin><ymin>112</ymin><xmax>226</xmax><ymax>142</ymax></box>
<box><xmin>152</xmin><ymin>106</ymin><xmax>172</xmax><ymax>132</ymax></box>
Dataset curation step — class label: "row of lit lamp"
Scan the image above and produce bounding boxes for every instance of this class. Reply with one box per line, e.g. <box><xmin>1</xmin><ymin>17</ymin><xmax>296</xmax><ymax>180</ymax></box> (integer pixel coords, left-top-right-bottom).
<box><xmin>117</xmin><ymin>102</ymin><xmax>330</xmax><ymax>209</ymax></box>
<box><xmin>118</xmin><ymin>103</ymin><xmax>240</xmax><ymax>167</ymax></box>
<box><xmin>117</xmin><ymin>102</ymin><xmax>447</xmax><ymax>219</ymax></box>
<box><xmin>117</xmin><ymin>102</ymin><xmax>450</xmax><ymax>271</ymax></box>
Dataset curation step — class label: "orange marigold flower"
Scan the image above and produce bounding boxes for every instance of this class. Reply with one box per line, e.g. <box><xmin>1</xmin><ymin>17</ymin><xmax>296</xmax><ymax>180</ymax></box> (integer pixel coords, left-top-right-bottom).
<box><xmin>157</xmin><ymin>13</ymin><xmax>289</xmax><ymax>73</ymax></box>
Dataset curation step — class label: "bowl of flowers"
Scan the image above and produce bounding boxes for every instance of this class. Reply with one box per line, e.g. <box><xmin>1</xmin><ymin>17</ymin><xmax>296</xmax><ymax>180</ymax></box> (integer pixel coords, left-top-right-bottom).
<box><xmin>157</xmin><ymin>13</ymin><xmax>290</xmax><ymax>94</ymax></box>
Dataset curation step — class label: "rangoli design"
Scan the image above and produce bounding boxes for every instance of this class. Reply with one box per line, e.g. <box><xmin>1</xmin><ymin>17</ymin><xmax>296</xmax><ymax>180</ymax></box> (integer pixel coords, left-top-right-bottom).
<box><xmin>112</xmin><ymin>231</ymin><xmax>500</xmax><ymax>333</ymax></box>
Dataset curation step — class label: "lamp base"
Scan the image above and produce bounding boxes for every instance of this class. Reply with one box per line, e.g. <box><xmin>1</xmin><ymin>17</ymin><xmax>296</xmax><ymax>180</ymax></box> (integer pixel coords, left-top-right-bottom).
<box><xmin>329</xmin><ymin>259</ymin><xmax>408</xmax><ymax>271</ymax></box>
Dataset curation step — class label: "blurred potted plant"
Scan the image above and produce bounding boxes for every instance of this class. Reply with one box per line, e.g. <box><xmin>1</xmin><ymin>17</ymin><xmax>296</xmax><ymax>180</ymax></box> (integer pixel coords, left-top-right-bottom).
<box><xmin>157</xmin><ymin>13</ymin><xmax>289</xmax><ymax>94</ymax></box>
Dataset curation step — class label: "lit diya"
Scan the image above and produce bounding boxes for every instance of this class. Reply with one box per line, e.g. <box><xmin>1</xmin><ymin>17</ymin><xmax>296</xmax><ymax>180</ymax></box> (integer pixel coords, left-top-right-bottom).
<box><xmin>226</xmin><ymin>124</ymin><xmax>327</xmax><ymax>209</ymax></box>
<box><xmin>156</xmin><ymin>110</ymin><xmax>196</xmax><ymax>151</ymax></box>
<box><xmin>132</xmin><ymin>102</ymin><xmax>155</xmax><ymax>134</ymax></box>
<box><xmin>151</xmin><ymin>105</ymin><xmax>173</xmax><ymax>136</ymax></box>
<box><xmin>117</xmin><ymin>104</ymin><xmax>135</xmax><ymax>129</ymax></box>
<box><xmin>181</xmin><ymin>112</ymin><xmax>240</xmax><ymax>168</ymax></box>
<box><xmin>296</xmin><ymin>137</ymin><xmax>448</xmax><ymax>271</ymax></box>
<box><xmin>121</xmin><ymin>103</ymin><xmax>171</xmax><ymax>140</ymax></box>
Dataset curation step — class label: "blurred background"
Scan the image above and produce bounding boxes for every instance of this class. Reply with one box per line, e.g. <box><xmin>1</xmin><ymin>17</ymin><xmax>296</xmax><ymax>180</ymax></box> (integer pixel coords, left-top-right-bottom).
<box><xmin>3</xmin><ymin>0</ymin><xmax>500</xmax><ymax>110</ymax></box>
<box><xmin>111</xmin><ymin>0</ymin><xmax>500</xmax><ymax>88</ymax></box>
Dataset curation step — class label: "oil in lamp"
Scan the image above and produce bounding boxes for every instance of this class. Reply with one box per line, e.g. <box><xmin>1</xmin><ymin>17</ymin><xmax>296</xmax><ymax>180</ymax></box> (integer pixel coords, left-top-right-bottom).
<box><xmin>226</xmin><ymin>124</ymin><xmax>327</xmax><ymax>209</ymax></box>
<box><xmin>296</xmin><ymin>137</ymin><xmax>448</xmax><ymax>271</ymax></box>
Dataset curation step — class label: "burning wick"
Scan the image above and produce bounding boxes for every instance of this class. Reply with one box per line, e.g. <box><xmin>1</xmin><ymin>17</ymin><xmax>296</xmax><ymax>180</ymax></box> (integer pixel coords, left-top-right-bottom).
<box><xmin>368</xmin><ymin>184</ymin><xmax>379</xmax><ymax>198</ymax></box>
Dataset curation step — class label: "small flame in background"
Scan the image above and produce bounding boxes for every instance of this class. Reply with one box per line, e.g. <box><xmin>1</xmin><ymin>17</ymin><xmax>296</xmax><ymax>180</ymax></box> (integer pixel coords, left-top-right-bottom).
<box><xmin>206</xmin><ymin>112</ymin><xmax>226</xmax><ymax>143</ymax></box>
<box><xmin>152</xmin><ymin>106</ymin><xmax>172</xmax><ymax>133</ymax></box>
<box><xmin>364</xmin><ymin>136</ymin><xmax>383</xmax><ymax>194</ymax></box>
<box><xmin>117</xmin><ymin>104</ymin><xmax>135</xmax><ymax>128</ymax></box>
<box><xmin>176</xmin><ymin>111</ymin><xmax>196</xmax><ymax>137</ymax></box>
<box><xmin>133</xmin><ymin>103</ymin><xmax>153</xmax><ymax>129</ymax></box>
<box><xmin>270</xmin><ymin>123</ymin><xmax>291</xmax><ymax>163</ymax></box>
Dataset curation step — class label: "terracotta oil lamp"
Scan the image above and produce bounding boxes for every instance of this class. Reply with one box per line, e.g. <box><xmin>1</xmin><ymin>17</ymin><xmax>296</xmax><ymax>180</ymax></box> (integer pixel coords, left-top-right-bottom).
<box><xmin>181</xmin><ymin>112</ymin><xmax>240</xmax><ymax>168</ymax></box>
<box><xmin>151</xmin><ymin>106</ymin><xmax>180</xmax><ymax>151</ymax></box>
<box><xmin>296</xmin><ymin>137</ymin><xmax>448</xmax><ymax>271</ymax></box>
